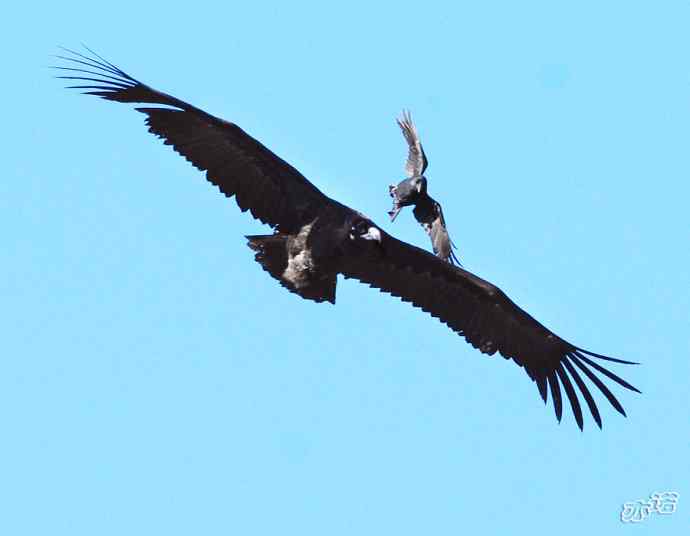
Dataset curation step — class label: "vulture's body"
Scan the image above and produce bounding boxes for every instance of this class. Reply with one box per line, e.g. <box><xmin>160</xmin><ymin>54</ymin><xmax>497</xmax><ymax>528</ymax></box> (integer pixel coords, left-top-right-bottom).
<box><xmin>55</xmin><ymin>47</ymin><xmax>639</xmax><ymax>430</ymax></box>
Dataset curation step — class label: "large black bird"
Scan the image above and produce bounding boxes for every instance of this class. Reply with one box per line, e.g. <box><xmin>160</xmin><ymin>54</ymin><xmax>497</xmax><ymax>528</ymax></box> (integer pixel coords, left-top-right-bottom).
<box><xmin>55</xmin><ymin>47</ymin><xmax>639</xmax><ymax>430</ymax></box>
<box><xmin>389</xmin><ymin>110</ymin><xmax>460</xmax><ymax>265</ymax></box>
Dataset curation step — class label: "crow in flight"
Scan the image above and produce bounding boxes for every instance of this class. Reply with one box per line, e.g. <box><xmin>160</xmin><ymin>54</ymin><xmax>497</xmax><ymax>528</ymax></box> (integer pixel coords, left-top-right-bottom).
<box><xmin>388</xmin><ymin>110</ymin><xmax>461</xmax><ymax>265</ymax></box>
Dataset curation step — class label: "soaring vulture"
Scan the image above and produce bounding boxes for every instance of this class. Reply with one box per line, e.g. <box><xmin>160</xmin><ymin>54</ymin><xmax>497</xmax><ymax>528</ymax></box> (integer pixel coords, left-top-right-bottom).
<box><xmin>389</xmin><ymin>110</ymin><xmax>461</xmax><ymax>265</ymax></box>
<box><xmin>54</xmin><ymin>47</ymin><xmax>639</xmax><ymax>430</ymax></box>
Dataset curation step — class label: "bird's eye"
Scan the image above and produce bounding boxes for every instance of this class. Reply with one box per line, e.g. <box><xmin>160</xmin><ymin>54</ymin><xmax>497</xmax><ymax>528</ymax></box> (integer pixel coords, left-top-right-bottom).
<box><xmin>351</xmin><ymin>220</ymin><xmax>369</xmax><ymax>236</ymax></box>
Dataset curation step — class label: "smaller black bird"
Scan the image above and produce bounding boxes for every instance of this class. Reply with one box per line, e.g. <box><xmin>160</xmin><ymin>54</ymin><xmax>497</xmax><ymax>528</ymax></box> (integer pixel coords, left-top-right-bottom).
<box><xmin>388</xmin><ymin>110</ymin><xmax>460</xmax><ymax>265</ymax></box>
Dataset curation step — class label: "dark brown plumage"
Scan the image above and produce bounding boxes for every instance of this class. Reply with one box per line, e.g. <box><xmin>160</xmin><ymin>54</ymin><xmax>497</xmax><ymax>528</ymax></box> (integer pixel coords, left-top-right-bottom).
<box><xmin>54</xmin><ymin>47</ymin><xmax>640</xmax><ymax>430</ymax></box>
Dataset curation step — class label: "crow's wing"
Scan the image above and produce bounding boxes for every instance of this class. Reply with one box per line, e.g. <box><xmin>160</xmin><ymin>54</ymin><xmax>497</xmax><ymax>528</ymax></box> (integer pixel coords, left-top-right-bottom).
<box><xmin>426</xmin><ymin>201</ymin><xmax>461</xmax><ymax>266</ymax></box>
<box><xmin>397</xmin><ymin>109</ymin><xmax>428</xmax><ymax>178</ymax></box>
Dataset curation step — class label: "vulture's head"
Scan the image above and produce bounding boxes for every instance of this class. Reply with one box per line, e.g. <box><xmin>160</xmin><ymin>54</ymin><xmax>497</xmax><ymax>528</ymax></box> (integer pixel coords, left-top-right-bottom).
<box><xmin>345</xmin><ymin>214</ymin><xmax>382</xmax><ymax>253</ymax></box>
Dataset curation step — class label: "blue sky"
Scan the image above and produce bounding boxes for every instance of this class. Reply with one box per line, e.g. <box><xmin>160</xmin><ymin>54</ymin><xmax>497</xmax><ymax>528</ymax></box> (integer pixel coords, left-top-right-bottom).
<box><xmin>2</xmin><ymin>1</ymin><xmax>689</xmax><ymax>534</ymax></box>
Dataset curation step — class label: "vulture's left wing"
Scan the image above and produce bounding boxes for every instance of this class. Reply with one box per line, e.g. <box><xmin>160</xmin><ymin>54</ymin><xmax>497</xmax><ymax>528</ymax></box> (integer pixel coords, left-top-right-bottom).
<box><xmin>341</xmin><ymin>231</ymin><xmax>639</xmax><ymax>430</ymax></box>
<box><xmin>54</xmin><ymin>47</ymin><xmax>331</xmax><ymax>233</ymax></box>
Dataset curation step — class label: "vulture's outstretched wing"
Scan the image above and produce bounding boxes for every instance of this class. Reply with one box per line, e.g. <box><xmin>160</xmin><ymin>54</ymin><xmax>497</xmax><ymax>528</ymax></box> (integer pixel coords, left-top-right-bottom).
<box><xmin>397</xmin><ymin>110</ymin><xmax>428</xmax><ymax>178</ymax></box>
<box><xmin>54</xmin><ymin>47</ymin><xmax>330</xmax><ymax>233</ymax></box>
<box><xmin>341</xmin><ymin>232</ymin><xmax>639</xmax><ymax>430</ymax></box>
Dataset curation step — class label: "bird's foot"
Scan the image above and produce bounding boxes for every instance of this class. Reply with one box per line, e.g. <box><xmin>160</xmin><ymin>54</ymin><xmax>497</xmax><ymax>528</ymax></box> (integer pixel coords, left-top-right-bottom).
<box><xmin>388</xmin><ymin>184</ymin><xmax>397</xmax><ymax>198</ymax></box>
<box><xmin>388</xmin><ymin>205</ymin><xmax>401</xmax><ymax>222</ymax></box>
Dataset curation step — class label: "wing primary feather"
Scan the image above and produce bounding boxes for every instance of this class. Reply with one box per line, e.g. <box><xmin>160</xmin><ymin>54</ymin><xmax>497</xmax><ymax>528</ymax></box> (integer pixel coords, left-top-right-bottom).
<box><xmin>57</xmin><ymin>76</ymin><xmax>131</xmax><ymax>88</ymax></box>
<box><xmin>71</xmin><ymin>88</ymin><xmax>128</xmax><ymax>96</ymax></box>
<box><xmin>569</xmin><ymin>353</ymin><xmax>627</xmax><ymax>416</ymax></box>
<box><xmin>575</xmin><ymin>347</ymin><xmax>639</xmax><ymax>365</ymax></box>
<box><xmin>81</xmin><ymin>91</ymin><xmax>129</xmax><ymax>98</ymax></box>
<box><xmin>52</xmin><ymin>66</ymin><xmax>134</xmax><ymax>85</ymax></box>
<box><xmin>563</xmin><ymin>357</ymin><xmax>602</xmax><ymax>429</ymax></box>
<box><xmin>536</xmin><ymin>373</ymin><xmax>548</xmax><ymax>404</ymax></box>
<box><xmin>556</xmin><ymin>364</ymin><xmax>584</xmax><ymax>430</ymax></box>
<box><xmin>573</xmin><ymin>351</ymin><xmax>641</xmax><ymax>393</ymax></box>
<box><xmin>64</xmin><ymin>85</ymin><xmax>118</xmax><ymax>91</ymax></box>
<box><xmin>548</xmin><ymin>371</ymin><xmax>563</xmax><ymax>422</ymax></box>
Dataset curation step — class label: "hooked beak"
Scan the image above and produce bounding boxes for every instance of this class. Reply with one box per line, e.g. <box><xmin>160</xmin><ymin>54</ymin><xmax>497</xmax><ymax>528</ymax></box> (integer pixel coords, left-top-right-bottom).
<box><xmin>361</xmin><ymin>226</ymin><xmax>382</xmax><ymax>243</ymax></box>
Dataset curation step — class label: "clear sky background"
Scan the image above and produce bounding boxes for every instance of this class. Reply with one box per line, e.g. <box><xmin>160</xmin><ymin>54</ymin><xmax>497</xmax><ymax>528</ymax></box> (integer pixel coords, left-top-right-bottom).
<box><xmin>2</xmin><ymin>1</ymin><xmax>688</xmax><ymax>534</ymax></box>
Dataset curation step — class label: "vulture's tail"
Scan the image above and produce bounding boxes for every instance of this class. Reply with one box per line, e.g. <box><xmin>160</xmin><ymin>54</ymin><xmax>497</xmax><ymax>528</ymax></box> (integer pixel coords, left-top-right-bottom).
<box><xmin>246</xmin><ymin>234</ymin><xmax>336</xmax><ymax>304</ymax></box>
<box><xmin>246</xmin><ymin>234</ymin><xmax>290</xmax><ymax>282</ymax></box>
